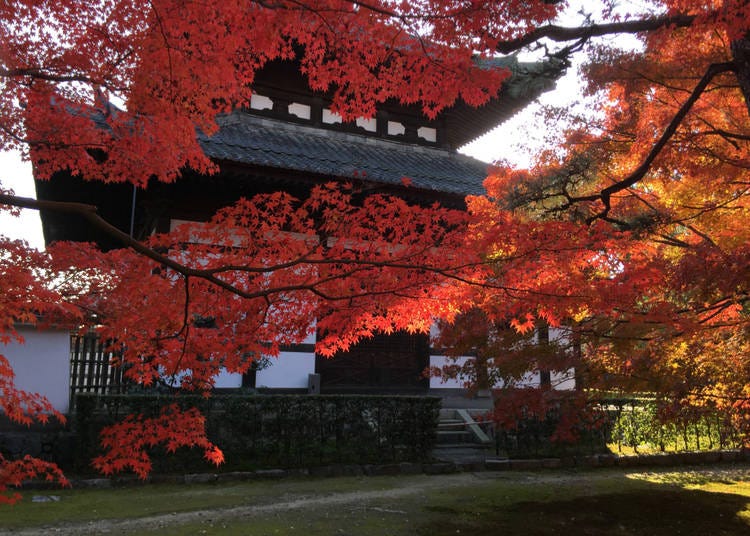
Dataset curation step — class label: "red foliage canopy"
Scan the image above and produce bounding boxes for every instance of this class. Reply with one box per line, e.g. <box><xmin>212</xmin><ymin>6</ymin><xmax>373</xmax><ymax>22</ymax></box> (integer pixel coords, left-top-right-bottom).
<box><xmin>2</xmin><ymin>0</ymin><xmax>750</xmax><ymax>498</ymax></box>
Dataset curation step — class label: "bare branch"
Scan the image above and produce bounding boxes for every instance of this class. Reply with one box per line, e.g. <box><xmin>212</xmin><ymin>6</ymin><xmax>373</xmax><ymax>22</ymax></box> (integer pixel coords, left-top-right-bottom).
<box><xmin>495</xmin><ymin>15</ymin><xmax>696</xmax><ymax>55</ymax></box>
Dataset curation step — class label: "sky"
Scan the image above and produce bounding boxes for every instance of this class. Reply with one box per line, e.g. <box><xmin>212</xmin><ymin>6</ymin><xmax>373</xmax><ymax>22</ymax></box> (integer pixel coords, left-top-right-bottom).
<box><xmin>1</xmin><ymin>151</ymin><xmax>43</xmax><ymax>249</ymax></box>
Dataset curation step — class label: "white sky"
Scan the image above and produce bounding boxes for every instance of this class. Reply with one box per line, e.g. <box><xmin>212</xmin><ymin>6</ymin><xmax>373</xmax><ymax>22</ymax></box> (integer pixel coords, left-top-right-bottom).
<box><xmin>1</xmin><ymin>151</ymin><xmax>44</xmax><ymax>250</ymax></box>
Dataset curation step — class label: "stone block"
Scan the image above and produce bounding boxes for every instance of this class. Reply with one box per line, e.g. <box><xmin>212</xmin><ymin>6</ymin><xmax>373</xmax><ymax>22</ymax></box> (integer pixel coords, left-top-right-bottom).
<box><xmin>308</xmin><ymin>466</ymin><xmax>334</xmax><ymax>478</ymax></box>
<box><xmin>578</xmin><ymin>455</ymin><xmax>600</xmax><ymax>467</ymax></box>
<box><xmin>423</xmin><ymin>462</ymin><xmax>458</xmax><ymax>474</ymax></box>
<box><xmin>216</xmin><ymin>471</ymin><xmax>255</xmax><ymax>483</ymax></box>
<box><xmin>509</xmin><ymin>459</ymin><xmax>542</xmax><ymax>470</ymax></box>
<box><xmin>185</xmin><ymin>473</ymin><xmax>217</xmax><ymax>484</ymax></box>
<box><xmin>638</xmin><ymin>454</ymin><xmax>672</xmax><ymax>466</ymax></box>
<box><xmin>615</xmin><ymin>455</ymin><xmax>637</xmax><ymax>467</ymax></box>
<box><xmin>254</xmin><ymin>469</ymin><xmax>287</xmax><ymax>479</ymax></box>
<box><xmin>150</xmin><ymin>474</ymin><xmax>186</xmax><ymax>485</ymax></box>
<box><xmin>702</xmin><ymin>451</ymin><xmax>721</xmax><ymax>463</ymax></box>
<box><xmin>369</xmin><ymin>464</ymin><xmax>402</xmax><ymax>476</ymax></box>
<box><xmin>679</xmin><ymin>452</ymin><xmax>708</xmax><ymax>465</ymax></box>
<box><xmin>456</xmin><ymin>461</ymin><xmax>485</xmax><ymax>472</ymax></box>
<box><xmin>484</xmin><ymin>458</ymin><xmax>510</xmax><ymax>471</ymax></box>
<box><xmin>397</xmin><ymin>462</ymin><xmax>423</xmax><ymax>475</ymax></box>
<box><xmin>74</xmin><ymin>478</ymin><xmax>112</xmax><ymax>489</ymax></box>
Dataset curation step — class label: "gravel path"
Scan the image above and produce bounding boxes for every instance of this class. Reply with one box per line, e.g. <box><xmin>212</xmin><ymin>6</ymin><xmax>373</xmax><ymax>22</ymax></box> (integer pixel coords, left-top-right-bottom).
<box><xmin>3</xmin><ymin>473</ymin><xmax>482</xmax><ymax>536</ymax></box>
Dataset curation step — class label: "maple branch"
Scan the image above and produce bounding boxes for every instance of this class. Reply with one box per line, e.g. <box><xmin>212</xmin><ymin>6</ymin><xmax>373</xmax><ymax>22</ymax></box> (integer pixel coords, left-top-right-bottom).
<box><xmin>348</xmin><ymin>0</ymin><xmax>399</xmax><ymax>19</ymax></box>
<box><xmin>0</xmin><ymin>67</ymin><xmax>128</xmax><ymax>95</ymax></box>
<box><xmin>0</xmin><ymin>193</ymin><xmax>256</xmax><ymax>299</ymax></box>
<box><xmin>0</xmin><ymin>67</ymin><xmax>92</xmax><ymax>86</ymax></box>
<box><xmin>494</xmin><ymin>15</ymin><xmax>697</xmax><ymax>55</ymax></box>
<box><xmin>0</xmin><ymin>194</ymin><xmax>592</xmax><ymax>303</ymax></box>
<box><xmin>0</xmin><ymin>193</ymin><xmax>464</xmax><ymax>301</ymax></box>
<box><xmin>696</xmin><ymin>127</ymin><xmax>750</xmax><ymax>144</ymax></box>
<box><xmin>147</xmin><ymin>0</ymin><xmax>176</xmax><ymax>103</ymax></box>
<box><xmin>566</xmin><ymin>61</ymin><xmax>736</xmax><ymax>222</ymax></box>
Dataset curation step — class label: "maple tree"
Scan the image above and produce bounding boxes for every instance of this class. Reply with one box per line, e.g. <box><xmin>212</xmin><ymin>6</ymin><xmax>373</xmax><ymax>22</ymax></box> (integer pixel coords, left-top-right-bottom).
<box><xmin>437</xmin><ymin>1</ymin><xmax>750</xmax><ymax>441</ymax></box>
<box><xmin>1</xmin><ymin>0</ymin><xmax>750</xmax><ymax>499</ymax></box>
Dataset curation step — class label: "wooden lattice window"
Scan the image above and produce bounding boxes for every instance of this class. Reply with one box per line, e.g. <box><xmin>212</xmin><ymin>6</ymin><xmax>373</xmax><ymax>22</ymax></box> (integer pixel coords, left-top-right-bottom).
<box><xmin>69</xmin><ymin>332</ymin><xmax>126</xmax><ymax>398</ymax></box>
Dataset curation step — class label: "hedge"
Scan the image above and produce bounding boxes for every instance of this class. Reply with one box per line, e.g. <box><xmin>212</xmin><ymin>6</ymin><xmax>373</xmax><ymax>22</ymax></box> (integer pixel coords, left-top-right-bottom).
<box><xmin>493</xmin><ymin>396</ymin><xmax>746</xmax><ymax>459</ymax></box>
<box><xmin>73</xmin><ymin>394</ymin><xmax>440</xmax><ymax>474</ymax></box>
<box><xmin>494</xmin><ymin>410</ymin><xmax>609</xmax><ymax>459</ymax></box>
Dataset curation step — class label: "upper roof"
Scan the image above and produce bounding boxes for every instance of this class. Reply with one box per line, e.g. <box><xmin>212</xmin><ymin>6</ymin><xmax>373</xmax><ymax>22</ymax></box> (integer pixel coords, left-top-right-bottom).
<box><xmin>196</xmin><ymin>56</ymin><xmax>564</xmax><ymax>199</ymax></box>
<box><xmin>246</xmin><ymin>56</ymin><xmax>565</xmax><ymax>151</ymax></box>
<box><xmin>35</xmin><ymin>54</ymin><xmax>563</xmax><ymax>247</ymax></box>
<box><xmin>200</xmin><ymin>112</ymin><xmax>491</xmax><ymax>196</ymax></box>
<box><xmin>442</xmin><ymin>57</ymin><xmax>564</xmax><ymax>147</ymax></box>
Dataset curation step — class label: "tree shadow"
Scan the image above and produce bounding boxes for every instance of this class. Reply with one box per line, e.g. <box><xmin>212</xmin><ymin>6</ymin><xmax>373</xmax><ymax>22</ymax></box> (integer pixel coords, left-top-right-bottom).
<box><xmin>417</xmin><ymin>474</ymin><xmax>750</xmax><ymax>536</ymax></box>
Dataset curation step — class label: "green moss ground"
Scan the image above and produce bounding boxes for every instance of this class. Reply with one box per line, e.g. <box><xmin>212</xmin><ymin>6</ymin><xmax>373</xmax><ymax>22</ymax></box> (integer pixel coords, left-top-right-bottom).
<box><xmin>2</xmin><ymin>466</ymin><xmax>750</xmax><ymax>535</ymax></box>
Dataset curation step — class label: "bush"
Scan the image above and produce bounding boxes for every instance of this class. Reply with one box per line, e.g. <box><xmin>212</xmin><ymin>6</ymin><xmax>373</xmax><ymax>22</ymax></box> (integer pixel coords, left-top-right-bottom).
<box><xmin>493</xmin><ymin>394</ymin><xmax>745</xmax><ymax>459</ymax></box>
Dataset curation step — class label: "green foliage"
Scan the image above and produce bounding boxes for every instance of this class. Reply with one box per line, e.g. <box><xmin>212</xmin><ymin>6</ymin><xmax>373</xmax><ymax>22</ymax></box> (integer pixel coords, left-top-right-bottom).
<box><xmin>607</xmin><ymin>398</ymin><xmax>743</xmax><ymax>454</ymax></box>
<box><xmin>493</xmin><ymin>395</ymin><xmax>745</xmax><ymax>459</ymax></box>
<box><xmin>73</xmin><ymin>394</ymin><xmax>440</xmax><ymax>474</ymax></box>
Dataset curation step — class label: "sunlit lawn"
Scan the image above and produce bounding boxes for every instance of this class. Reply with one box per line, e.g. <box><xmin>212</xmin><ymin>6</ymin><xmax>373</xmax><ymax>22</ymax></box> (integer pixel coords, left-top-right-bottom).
<box><xmin>2</xmin><ymin>466</ymin><xmax>750</xmax><ymax>535</ymax></box>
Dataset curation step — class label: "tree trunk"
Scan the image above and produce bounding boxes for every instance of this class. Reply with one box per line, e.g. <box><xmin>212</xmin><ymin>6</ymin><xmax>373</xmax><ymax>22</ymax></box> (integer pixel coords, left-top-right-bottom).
<box><xmin>732</xmin><ymin>35</ymin><xmax>750</xmax><ymax>116</ymax></box>
<box><xmin>537</xmin><ymin>323</ymin><xmax>552</xmax><ymax>390</ymax></box>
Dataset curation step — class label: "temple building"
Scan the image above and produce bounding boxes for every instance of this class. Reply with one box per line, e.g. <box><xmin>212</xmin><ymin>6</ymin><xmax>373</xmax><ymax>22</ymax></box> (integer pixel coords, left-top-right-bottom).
<box><xmin>34</xmin><ymin>57</ymin><xmax>563</xmax><ymax>397</ymax></box>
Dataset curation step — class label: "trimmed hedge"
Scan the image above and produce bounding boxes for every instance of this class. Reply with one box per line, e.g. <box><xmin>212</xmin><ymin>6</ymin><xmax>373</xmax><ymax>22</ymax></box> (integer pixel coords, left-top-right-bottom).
<box><xmin>73</xmin><ymin>394</ymin><xmax>440</xmax><ymax>474</ymax></box>
<box><xmin>495</xmin><ymin>412</ymin><xmax>609</xmax><ymax>459</ymax></box>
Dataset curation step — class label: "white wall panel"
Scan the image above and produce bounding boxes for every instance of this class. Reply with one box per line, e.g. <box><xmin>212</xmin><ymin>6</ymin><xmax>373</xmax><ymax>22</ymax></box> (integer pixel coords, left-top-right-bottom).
<box><xmin>3</xmin><ymin>327</ymin><xmax>71</xmax><ymax>413</ymax></box>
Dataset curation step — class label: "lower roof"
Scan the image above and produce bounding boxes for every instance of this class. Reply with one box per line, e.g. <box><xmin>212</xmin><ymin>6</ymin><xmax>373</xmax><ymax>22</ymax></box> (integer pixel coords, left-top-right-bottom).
<box><xmin>199</xmin><ymin>112</ymin><xmax>490</xmax><ymax>197</ymax></box>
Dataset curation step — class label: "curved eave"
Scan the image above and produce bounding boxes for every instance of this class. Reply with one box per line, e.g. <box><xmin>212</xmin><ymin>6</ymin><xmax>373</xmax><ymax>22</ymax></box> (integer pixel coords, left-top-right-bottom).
<box><xmin>444</xmin><ymin>58</ymin><xmax>566</xmax><ymax>148</ymax></box>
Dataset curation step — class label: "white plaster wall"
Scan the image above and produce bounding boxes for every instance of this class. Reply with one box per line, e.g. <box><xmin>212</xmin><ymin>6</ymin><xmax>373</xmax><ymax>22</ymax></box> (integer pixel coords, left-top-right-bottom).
<box><xmin>2</xmin><ymin>327</ymin><xmax>71</xmax><ymax>413</ymax></box>
<box><xmin>429</xmin><ymin>355</ymin><xmax>470</xmax><ymax>389</ymax></box>
<box><xmin>518</xmin><ymin>370</ymin><xmax>541</xmax><ymax>388</ymax></box>
<box><xmin>255</xmin><ymin>351</ymin><xmax>316</xmax><ymax>389</ymax></box>
<box><xmin>552</xmin><ymin>370</ymin><xmax>576</xmax><ymax>391</ymax></box>
<box><xmin>250</xmin><ymin>93</ymin><xmax>273</xmax><ymax>111</ymax></box>
<box><xmin>213</xmin><ymin>369</ymin><xmax>243</xmax><ymax>388</ymax></box>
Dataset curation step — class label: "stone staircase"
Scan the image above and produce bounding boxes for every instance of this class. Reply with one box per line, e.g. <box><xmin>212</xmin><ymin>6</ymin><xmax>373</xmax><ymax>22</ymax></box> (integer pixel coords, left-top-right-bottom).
<box><xmin>436</xmin><ymin>408</ymin><xmax>477</xmax><ymax>445</ymax></box>
<box><xmin>433</xmin><ymin>407</ymin><xmax>498</xmax><ymax>468</ymax></box>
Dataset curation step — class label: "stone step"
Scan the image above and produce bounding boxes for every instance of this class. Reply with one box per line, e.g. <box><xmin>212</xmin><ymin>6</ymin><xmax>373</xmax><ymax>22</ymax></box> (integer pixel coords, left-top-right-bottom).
<box><xmin>439</xmin><ymin>408</ymin><xmax>458</xmax><ymax>420</ymax></box>
<box><xmin>434</xmin><ymin>443</ymin><xmax>489</xmax><ymax>450</ymax></box>
<box><xmin>437</xmin><ymin>420</ymin><xmax>465</xmax><ymax>431</ymax></box>
<box><xmin>436</xmin><ymin>430</ymin><xmax>473</xmax><ymax>444</ymax></box>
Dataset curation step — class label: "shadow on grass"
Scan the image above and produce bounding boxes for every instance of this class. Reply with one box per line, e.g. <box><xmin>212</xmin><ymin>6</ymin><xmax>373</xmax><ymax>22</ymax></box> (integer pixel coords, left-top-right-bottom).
<box><xmin>417</xmin><ymin>480</ymin><xmax>750</xmax><ymax>535</ymax></box>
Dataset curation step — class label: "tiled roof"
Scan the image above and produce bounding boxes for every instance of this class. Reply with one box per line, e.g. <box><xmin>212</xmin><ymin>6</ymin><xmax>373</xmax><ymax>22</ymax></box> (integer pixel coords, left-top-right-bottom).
<box><xmin>199</xmin><ymin>113</ymin><xmax>489</xmax><ymax>196</ymax></box>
